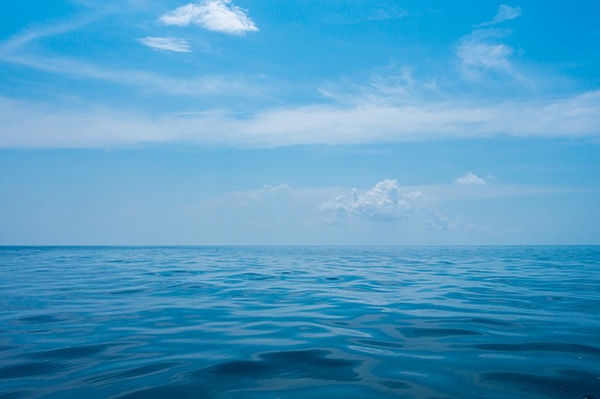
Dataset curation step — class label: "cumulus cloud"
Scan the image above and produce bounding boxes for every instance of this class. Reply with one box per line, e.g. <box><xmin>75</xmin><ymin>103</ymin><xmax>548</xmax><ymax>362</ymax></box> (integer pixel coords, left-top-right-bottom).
<box><xmin>160</xmin><ymin>0</ymin><xmax>258</xmax><ymax>35</ymax></box>
<box><xmin>479</xmin><ymin>5</ymin><xmax>522</xmax><ymax>27</ymax></box>
<box><xmin>454</xmin><ymin>172</ymin><xmax>487</xmax><ymax>186</ymax></box>
<box><xmin>244</xmin><ymin>184</ymin><xmax>292</xmax><ymax>204</ymax></box>
<box><xmin>138</xmin><ymin>37</ymin><xmax>191</xmax><ymax>53</ymax></box>
<box><xmin>321</xmin><ymin>179</ymin><xmax>426</xmax><ymax>222</ymax></box>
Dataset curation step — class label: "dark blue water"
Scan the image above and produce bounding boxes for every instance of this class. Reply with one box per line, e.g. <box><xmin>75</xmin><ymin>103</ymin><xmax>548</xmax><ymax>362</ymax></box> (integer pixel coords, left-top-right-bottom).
<box><xmin>1</xmin><ymin>246</ymin><xmax>599</xmax><ymax>399</ymax></box>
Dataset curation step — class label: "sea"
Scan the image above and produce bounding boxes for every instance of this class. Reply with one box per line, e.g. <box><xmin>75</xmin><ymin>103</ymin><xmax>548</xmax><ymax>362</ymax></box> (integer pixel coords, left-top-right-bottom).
<box><xmin>0</xmin><ymin>246</ymin><xmax>599</xmax><ymax>399</ymax></box>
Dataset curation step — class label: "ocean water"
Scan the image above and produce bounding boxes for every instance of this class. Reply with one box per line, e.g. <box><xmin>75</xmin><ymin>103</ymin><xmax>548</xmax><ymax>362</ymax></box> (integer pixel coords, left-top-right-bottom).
<box><xmin>1</xmin><ymin>246</ymin><xmax>599</xmax><ymax>399</ymax></box>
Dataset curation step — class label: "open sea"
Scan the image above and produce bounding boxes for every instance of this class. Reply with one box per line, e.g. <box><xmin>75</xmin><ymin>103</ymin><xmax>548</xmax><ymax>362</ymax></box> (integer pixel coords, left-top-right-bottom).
<box><xmin>0</xmin><ymin>246</ymin><xmax>599</xmax><ymax>399</ymax></box>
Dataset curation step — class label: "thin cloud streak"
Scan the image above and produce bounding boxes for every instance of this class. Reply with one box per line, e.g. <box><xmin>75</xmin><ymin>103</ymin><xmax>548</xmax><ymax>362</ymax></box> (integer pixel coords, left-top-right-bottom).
<box><xmin>138</xmin><ymin>37</ymin><xmax>192</xmax><ymax>53</ymax></box>
<box><xmin>0</xmin><ymin>52</ymin><xmax>257</xmax><ymax>97</ymax></box>
<box><xmin>0</xmin><ymin>19</ymin><xmax>91</xmax><ymax>55</ymax></box>
<box><xmin>1</xmin><ymin>2</ymin><xmax>597</xmax><ymax>149</ymax></box>
<box><xmin>477</xmin><ymin>4</ymin><xmax>522</xmax><ymax>27</ymax></box>
<box><xmin>0</xmin><ymin>21</ymin><xmax>261</xmax><ymax>97</ymax></box>
<box><xmin>1</xmin><ymin>91</ymin><xmax>600</xmax><ymax>148</ymax></box>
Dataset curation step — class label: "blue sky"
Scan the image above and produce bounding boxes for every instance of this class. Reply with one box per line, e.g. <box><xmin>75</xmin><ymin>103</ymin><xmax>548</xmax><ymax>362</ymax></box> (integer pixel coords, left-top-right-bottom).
<box><xmin>0</xmin><ymin>0</ymin><xmax>599</xmax><ymax>245</ymax></box>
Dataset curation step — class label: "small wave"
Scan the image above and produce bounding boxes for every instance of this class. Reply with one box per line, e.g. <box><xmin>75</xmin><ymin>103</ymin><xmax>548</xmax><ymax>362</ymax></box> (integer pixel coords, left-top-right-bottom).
<box><xmin>399</xmin><ymin>327</ymin><xmax>483</xmax><ymax>338</ymax></box>
<box><xmin>474</xmin><ymin>342</ymin><xmax>600</xmax><ymax>356</ymax></box>
<box><xmin>481</xmin><ymin>369</ymin><xmax>600</xmax><ymax>398</ymax></box>
<box><xmin>0</xmin><ymin>362</ymin><xmax>67</xmax><ymax>379</ymax></box>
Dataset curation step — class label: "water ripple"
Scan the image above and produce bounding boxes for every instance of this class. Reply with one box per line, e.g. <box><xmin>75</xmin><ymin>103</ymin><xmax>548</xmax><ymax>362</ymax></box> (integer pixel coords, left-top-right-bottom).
<box><xmin>0</xmin><ymin>245</ymin><xmax>599</xmax><ymax>398</ymax></box>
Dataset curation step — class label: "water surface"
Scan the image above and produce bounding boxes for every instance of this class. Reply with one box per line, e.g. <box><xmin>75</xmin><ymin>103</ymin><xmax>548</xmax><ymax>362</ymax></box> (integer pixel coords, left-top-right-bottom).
<box><xmin>1</xmin><ymin>246</ymin><xmax>599</xmax><ymax>398</ymax></box>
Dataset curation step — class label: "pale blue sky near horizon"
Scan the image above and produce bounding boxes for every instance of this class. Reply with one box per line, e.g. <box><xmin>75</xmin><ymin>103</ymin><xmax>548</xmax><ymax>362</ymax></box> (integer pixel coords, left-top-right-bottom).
<box><xmin>1</xmin><ymin>0</ymin><xmax>599</xmax><ymax>245</ymax></box>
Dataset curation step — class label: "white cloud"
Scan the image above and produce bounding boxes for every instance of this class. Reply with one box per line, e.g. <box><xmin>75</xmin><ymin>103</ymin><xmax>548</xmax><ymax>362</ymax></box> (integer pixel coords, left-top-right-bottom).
<box><xmin>333</xmin><ymin>5</ymin><xmax>409</xmax><ymax>24</ymax></box>
<box><xmin>321</xmin><ymin>179</ymin><xmax>427</xmax><ymax>222</ymax></box>
<box><xmin>479</xmin><ymin>5</ymin><xmax>522</xmax><ymax>27</ymax></box>
<box><xmin>494</xmin><ymin>5</ymin><xmax>522</xmax><ymax>23</ymax></box>
<box><xmin>227</xmin><ymin>184</ymin><xmax>293</xmax><ymax>228</ymax></box>
<box><xmin>0</xmin><ymin>20</ymin><xmax>88</xmax><ymax>56</ymax></box>
<box><xmin>3</xmin><ymin>3</ymin><xmax>597</xmax><ymax>149</ymax></box>
<box><xmin>190</xmin><ymin>183</ymin><xmax>344</xmax><ymax>236</ymax></box>
<box><xmin>456</xmin><ymin>29</ymin><xmax>515</xmax><ymax>81</ymax></box>
<box><xmin>0</xmin><ymin>20</ymin><xmax>255</xmax><ymax>98</ymax></box>
<box><xmin>2</xmin><ymin>90</ymin><xmax>600</xmax><ymax>148</ymax></box>
<box><xmin>454</xmin><ymin>172</ymin><xmax>487</xmax><ymax>186</ymax></box>
<box><xmin>423</xmin><ymin>210</ymin><xmax>450</xmax><ymax>231</ymax></box>
<box><xmin>238</xmin><ymin>184</ymin><xmax>292</xmax><ymax>206</ymax></box>
<box><xmin>461</xmin><ymin>5</ymin><xmax>525</xmax><ymax>83</ymax></box>
<box><xmin>366</xmin><ymin>7</ymin><xmax>408</xmax><ymax>22</ymax></box>
<box><xmin>1</xmin><ymin>25</ymin><xmax>212</xmax><ymax>94</ymax></box>
<box><xmin>0</xmin><ymin>50</ymin><xmax>259</xmax><ymax>97</ymax></box>
<box><xmin>160</xmin><ymin>0</ymin><xmax>258</xmax><ymax>35</ymax></box>
<box><xmin>138</xmin><ymin>37</ymin><xmax>191</xmax><ymax>53</ymax></box>
<box><xmin>187</xmin><ymin>181</ymin><xmax>585</xmax><ymax>242</ymax></box>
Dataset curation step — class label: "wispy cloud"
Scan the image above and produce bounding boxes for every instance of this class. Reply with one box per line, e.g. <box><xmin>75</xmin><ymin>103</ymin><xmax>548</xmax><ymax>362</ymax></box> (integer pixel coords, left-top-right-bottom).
<box><xmin>2</xmin><ymin>1</ymin><xmax>598</xmax><ymax>148</ymax></box>
<box><xmin>494</xmin><ymin>5</ymin><xmax>522</xmax><ymax>23</ymax></box>
<box><xmin>234</xmin><ymin>184</ymin><xmax>292</xmax><ymax>207</ymax></box>
<box><xmin>0</xmin><ymin>19</ymin><xmax>91</xmax><ymax>56</ymax></box>
<box><xmin>456</xmin><ymin>29</ymin><xmax>516</xmax><ymax>81</ymax></box>
<box><xmin>0</xmin><ymin>22</ymin><xmax>261</xmax><ymax>98</ymax></box>
<box><xmin>160</xmin><ymin>0</ymin><xmax>258</xmax><ymax>35</ymax></box>
<box><xmin>454</xmin><ymin>172</ymin><xmax>487</xmax><ymax>186</ymax></box>
<box><xmin>138</xmin><ymin>36</ymin><xmax>191</xmax><ymax>53</ymax></box>
<box><xmin>191</xmin><ymin>183</ymin><xmax>342</xmax><ymax>236</ymax></box>
<box><xmin>332</xmin><ymin>5</ymin><xmax>408</xmax><ymax>25</ymax></box>
<box><xmin>0</xmin><ymin>51</ymin><xmax>260</xmax><ymax>97</ymax></box>
<box><xmin>478</xmin><ymin>5</ymin><xmax>522</xmax><ymax>27</ymax></box>
<box><xmin>456</xmin><ymin>5</ymin><xmax>526</xmax><ymax>84</ymax></box>
<box><xmin>2</xmin><ymin>90</ymin><xmax>600</xmax><ymax>148</ymax></box>
<box><xmin>366</xmin><ymin>7</ymin><xmax>408</xmax><ymax>22</ymax></box>
<box><xmin>454</xmin><ymin>5</ymin><xmax>534</xmax><ymax>89</ymax></box>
